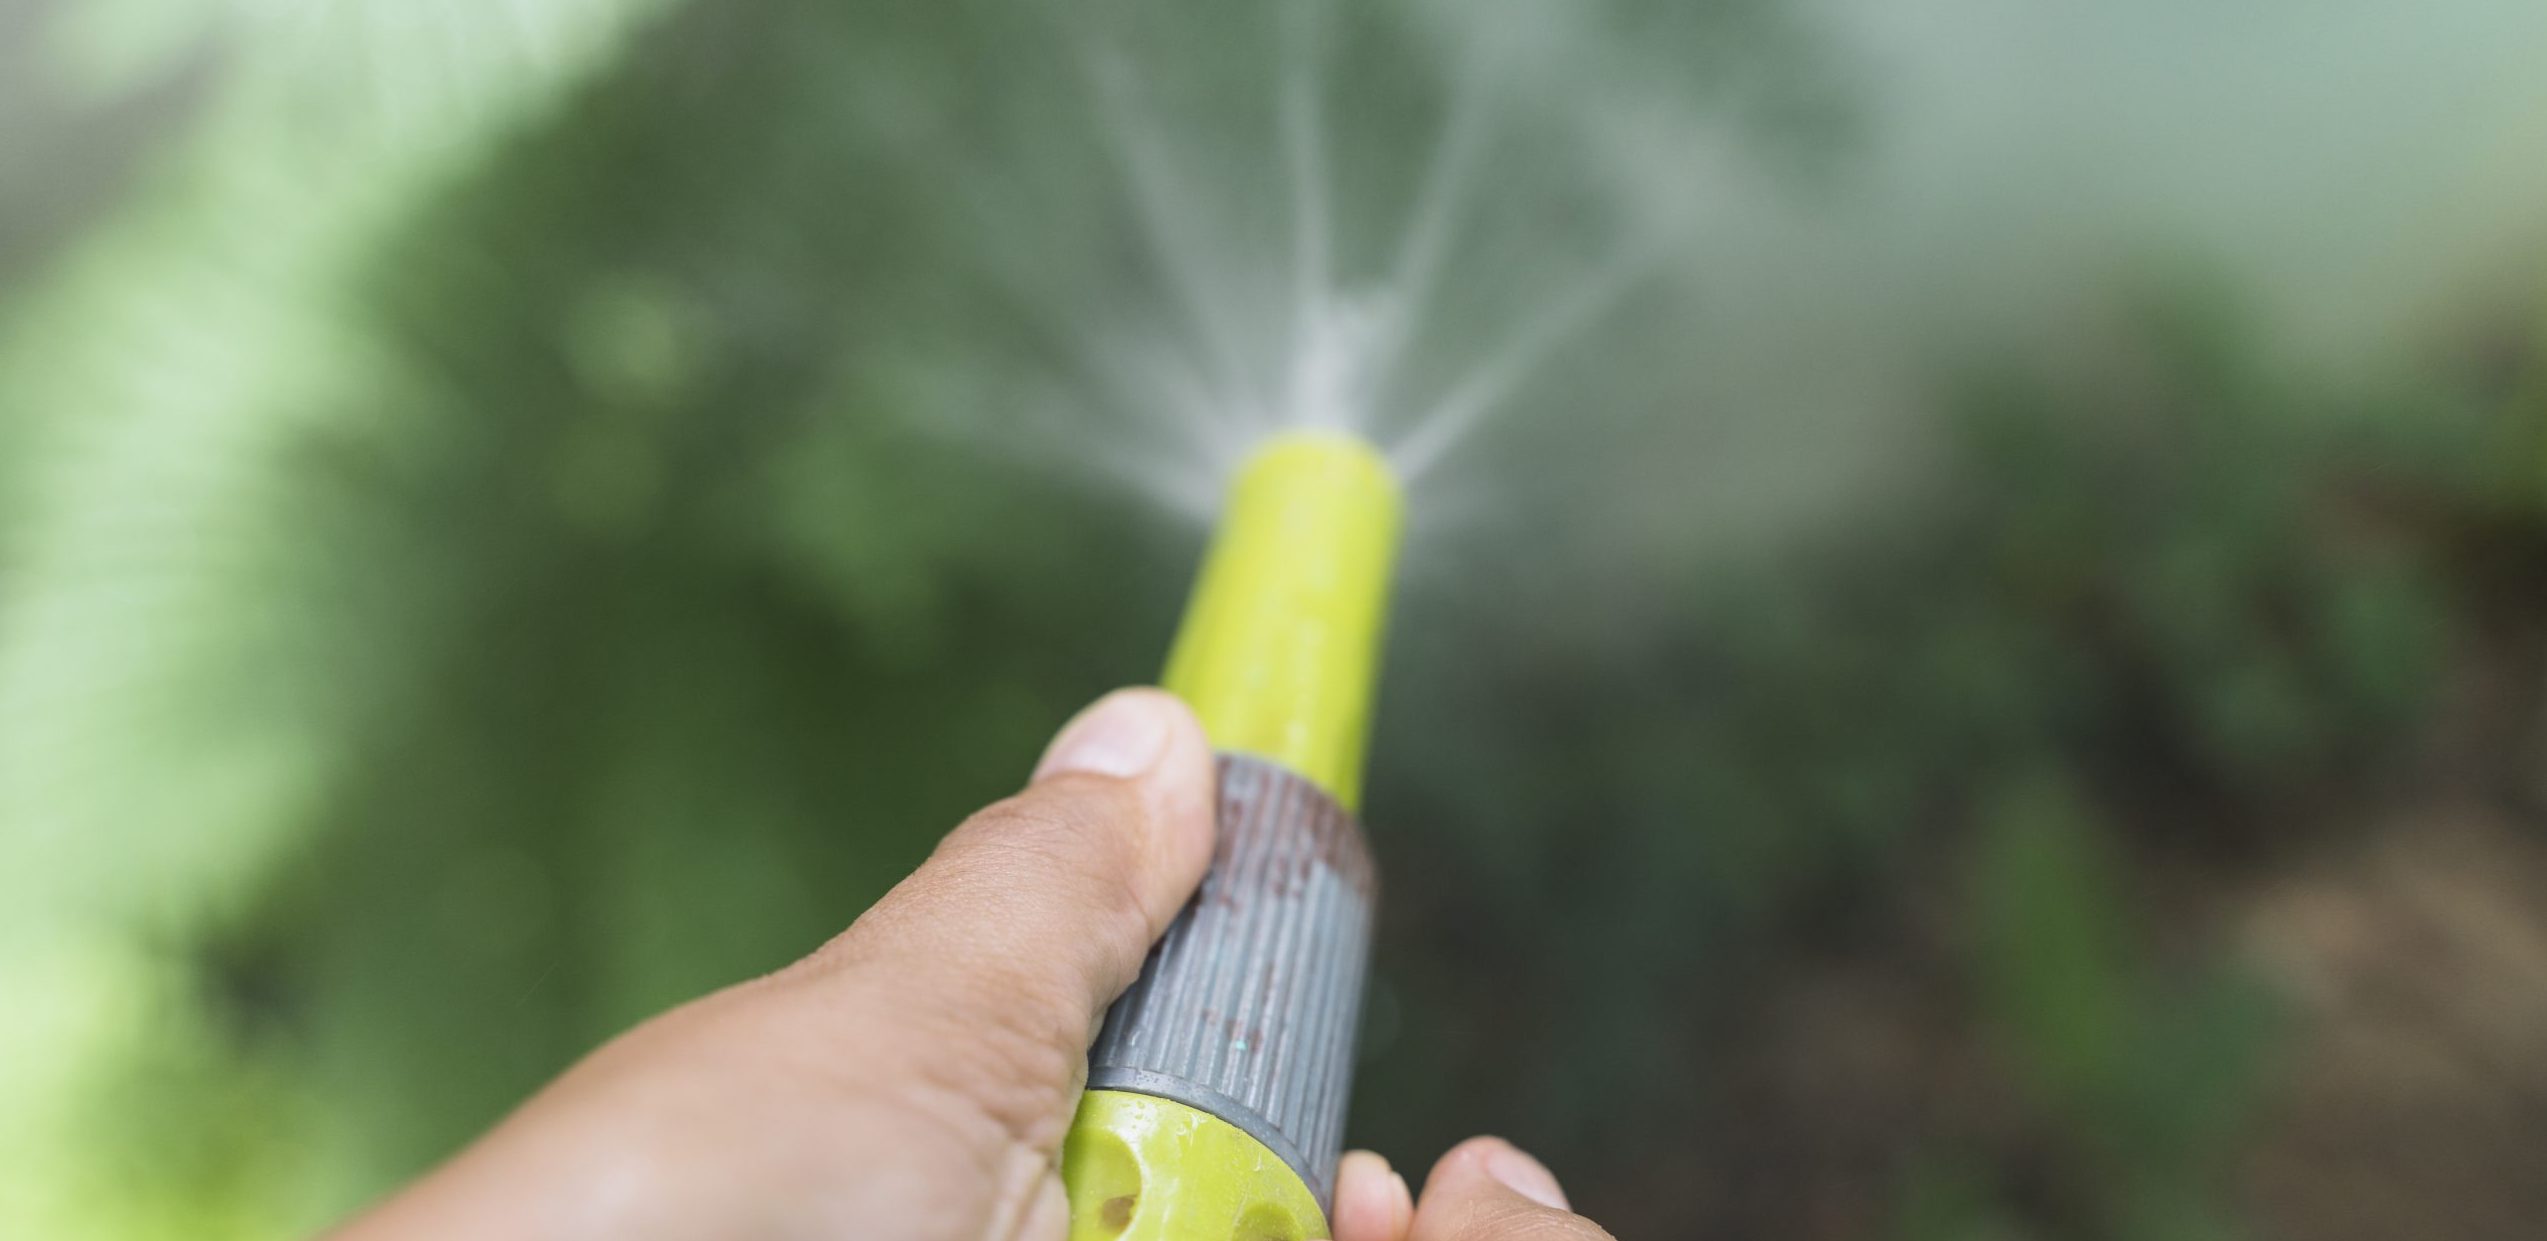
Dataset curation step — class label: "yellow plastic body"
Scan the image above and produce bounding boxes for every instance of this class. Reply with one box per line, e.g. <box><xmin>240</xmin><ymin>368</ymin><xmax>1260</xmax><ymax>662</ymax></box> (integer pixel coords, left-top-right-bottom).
<box><xmin>1064</xmin><ymin>1092</ymin><xmax>1329</xmax><ymax>1241</ymax></box>
<box><xmin>1160</xmin><ymin>430</ymin><xmax>1402</xmax><ymax>810</ymax></box>
<box><xmin>1063</xmin><ymin>431</ymin><xmax>1403</xmax><ymax>1241</ymax></box>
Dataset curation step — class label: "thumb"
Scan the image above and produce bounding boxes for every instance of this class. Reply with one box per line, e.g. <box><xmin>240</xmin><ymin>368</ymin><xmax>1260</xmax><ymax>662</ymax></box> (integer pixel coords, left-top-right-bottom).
<box><xmin>812</xmin><ymin>686</ymin><xmax>1218</xmax><ymax>1063</ymax></box>
<box><xmin>691</xmin><ymin>686</ymin><xmax>1219</xmax><ymax>1231</ymax></box>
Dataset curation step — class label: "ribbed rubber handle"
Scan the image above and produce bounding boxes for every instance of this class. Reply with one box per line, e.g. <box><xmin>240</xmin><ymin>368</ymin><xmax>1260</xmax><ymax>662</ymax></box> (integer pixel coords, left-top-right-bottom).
<box><xmin>1087</xmin><ymin>755</ymin><xmax>1378</xmax><ymax>1210</ymax></box>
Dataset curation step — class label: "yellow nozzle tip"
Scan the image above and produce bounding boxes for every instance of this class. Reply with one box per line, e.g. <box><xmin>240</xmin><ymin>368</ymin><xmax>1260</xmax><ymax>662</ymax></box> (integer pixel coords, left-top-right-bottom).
<box><xmin>1161</xmin><ymin>430</ymin><xmax>1402</xmax><ymax>809</ymax></box>
<box><xmin>1242</xmin><ymin>427</ymin><xmax>1398</xmax><ymax>481</ymax></box>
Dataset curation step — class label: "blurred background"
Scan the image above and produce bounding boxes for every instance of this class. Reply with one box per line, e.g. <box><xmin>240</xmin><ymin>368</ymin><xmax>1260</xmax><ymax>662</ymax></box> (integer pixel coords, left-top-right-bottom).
<box><xmin>6</xmin><ymin>0</ymin><xmax>2547</xmax><ymax>1237</ymax></box>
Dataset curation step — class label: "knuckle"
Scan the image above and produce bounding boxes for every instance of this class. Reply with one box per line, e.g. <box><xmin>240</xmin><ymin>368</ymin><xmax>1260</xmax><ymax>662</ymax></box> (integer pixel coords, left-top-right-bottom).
<box><xmin>957</xmin><ymin>791</ymin><xmax>1161</xmax><ymax>936</ymax></box>
<box><xmin>745</xmin><ymin>783</ymin><xmax>1179</xmax><ymax>1189</ymax></box>
<box><xmin>751</xmin><ymin>963</ymin><xmax>1088</xmax><ymax>1178</ymax></box>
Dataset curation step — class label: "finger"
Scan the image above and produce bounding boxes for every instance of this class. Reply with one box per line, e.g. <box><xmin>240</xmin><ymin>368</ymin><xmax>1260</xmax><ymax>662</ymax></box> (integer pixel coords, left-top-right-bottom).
<box><xmin>791</xmin><ymin>686</ymin><xmax>1217</xmax><ymax>1106</ymax></box>
<box><xmin>1333</xmin><ymin>1150</ymin><xmax>1416</xmax><ymax>1241</ymax></box>
<box><xmin>1408</xmin><ymin>1138</ymin><xmax>1614</xmax><ymax>1241</ymax></box>
<box><xmin>827</xmin><ymin>686</ymin><xmax>1216</xmax><ymax>990</ymax></box>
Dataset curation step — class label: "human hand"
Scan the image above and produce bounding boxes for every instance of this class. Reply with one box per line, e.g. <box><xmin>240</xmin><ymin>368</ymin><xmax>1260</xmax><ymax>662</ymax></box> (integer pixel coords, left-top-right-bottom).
<box><xmin>330</xmin><ymin>688</ymin><xmax>1613</xmax><ymax>1241</ymax></box>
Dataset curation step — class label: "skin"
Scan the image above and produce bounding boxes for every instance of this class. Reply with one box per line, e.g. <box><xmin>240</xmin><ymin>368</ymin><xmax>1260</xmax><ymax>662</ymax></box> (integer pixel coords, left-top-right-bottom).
<box><xmin>331</xmin><ymin>689</ymin><xmax>1614</xmax><ymax>1241</ymax></box>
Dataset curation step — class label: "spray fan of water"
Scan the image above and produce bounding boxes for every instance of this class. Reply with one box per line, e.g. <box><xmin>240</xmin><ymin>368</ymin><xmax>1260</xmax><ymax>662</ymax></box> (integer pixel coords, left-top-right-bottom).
<box><xmin>970</xmin><ymin>0</ymin><xmax>1699</xmax><ymax>525</ymax></box>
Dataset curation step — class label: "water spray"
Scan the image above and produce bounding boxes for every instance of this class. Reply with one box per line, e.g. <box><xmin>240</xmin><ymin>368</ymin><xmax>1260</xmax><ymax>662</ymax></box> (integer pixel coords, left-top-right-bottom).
<box><xmin>1061</xmin><ymin>429</ymin><xmax>1401</xmax><ymax>1241</ymax></box>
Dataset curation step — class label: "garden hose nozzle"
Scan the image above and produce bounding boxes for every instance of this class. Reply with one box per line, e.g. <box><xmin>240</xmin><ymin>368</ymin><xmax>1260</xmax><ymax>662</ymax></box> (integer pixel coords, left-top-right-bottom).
<box><xmin>1062</xmin><ymin>430</ymin><xmax>1401</xmax><ymax>1241</ymax></box>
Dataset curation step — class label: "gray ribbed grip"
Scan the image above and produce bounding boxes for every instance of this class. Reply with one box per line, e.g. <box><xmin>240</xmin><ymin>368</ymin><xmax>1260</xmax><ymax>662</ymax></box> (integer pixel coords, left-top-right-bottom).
<box><xmin>1087</xmin><ymin>754</ymin><xmax>1377</xmax><ymax>1210</ymax></box>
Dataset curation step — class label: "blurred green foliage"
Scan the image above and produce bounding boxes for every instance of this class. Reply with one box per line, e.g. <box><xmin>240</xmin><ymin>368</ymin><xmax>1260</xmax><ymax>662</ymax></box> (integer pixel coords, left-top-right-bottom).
<box><xmin>2</xmin><ymin>1</ymin><xmax>2540</xmax><ymax>1239</ymax></box>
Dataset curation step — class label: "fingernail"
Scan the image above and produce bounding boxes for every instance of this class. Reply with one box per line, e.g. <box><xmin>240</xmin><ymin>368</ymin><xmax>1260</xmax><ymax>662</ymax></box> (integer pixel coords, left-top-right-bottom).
<box><xmin>1483</xmin><ymin>1142</ymin><xmax>1569</xmax><ymax>1211</ymax></box>
<box><xmin>1036</xmin><ymin>690</ymin><xmax>1175</xmax><ymax>781</ymax></box>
